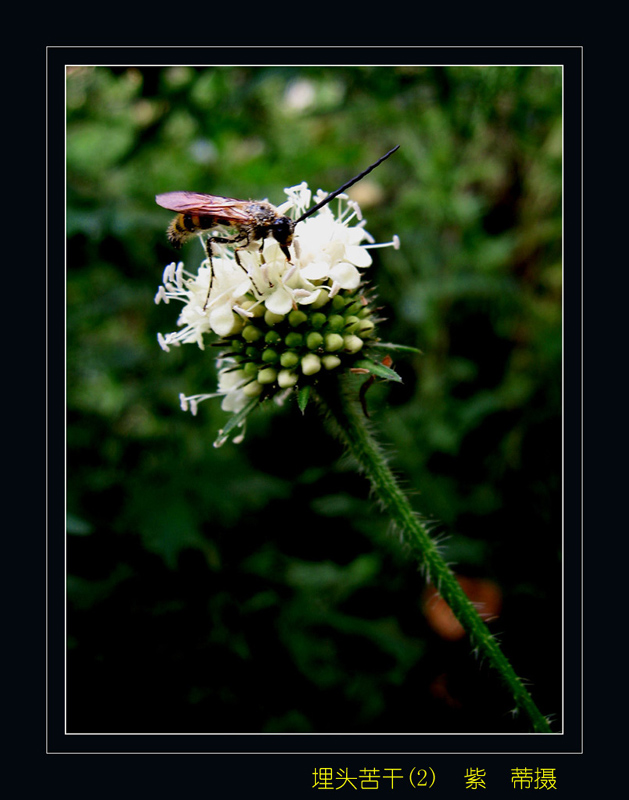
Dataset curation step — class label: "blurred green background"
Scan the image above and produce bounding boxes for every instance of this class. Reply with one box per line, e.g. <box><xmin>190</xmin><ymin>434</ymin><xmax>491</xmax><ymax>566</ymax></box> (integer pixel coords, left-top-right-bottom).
<box><xmin>66</xmin><ymin>65</ymin><xmax>562</xmax><ymax>735</ymax></box>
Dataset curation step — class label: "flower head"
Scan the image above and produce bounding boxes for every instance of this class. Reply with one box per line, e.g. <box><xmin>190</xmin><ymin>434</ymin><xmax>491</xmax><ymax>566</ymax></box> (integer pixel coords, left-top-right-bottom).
<box><xmin>156</xmin><ymin>181</ymin><xmax>401</xmax><ymax>444</ymax></box>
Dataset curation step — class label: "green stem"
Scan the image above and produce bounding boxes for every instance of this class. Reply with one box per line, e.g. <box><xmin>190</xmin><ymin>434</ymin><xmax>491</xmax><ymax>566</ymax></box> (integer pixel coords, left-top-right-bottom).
<box><xmin>316</xmin><ymin>377</ymin><xmax>552</xmax><ymax>733</ymax></box>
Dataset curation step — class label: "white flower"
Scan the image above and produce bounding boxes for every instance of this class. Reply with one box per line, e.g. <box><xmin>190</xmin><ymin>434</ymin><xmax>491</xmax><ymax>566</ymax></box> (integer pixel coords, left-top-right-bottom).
<box><xmin>292</xmin><ymin>199</ymin><xmax>372</xmax><ymax>292</ymax></box>
<box><xmin>177</xmin><ymin>360</ymin><xmax>252</xmax><ymax>420</ymax></box>
<box><xmin>156</xmin><ymin>181</ymin><xmax>400</xmax><ymax>441</ymax></box>
<box><xmin>156</xmin><ymin>184</ymin><xmax>390</xmax><ymax>339</ymax></box>
<box><xmin>156</xmin><ymin>253</ymin><xmax>254</xmax><ymax>349</ymax></box>
<box><xmin>216</xmin><ymin>365</ymin><xmax>253</xmax><ymax>412</ymax></box>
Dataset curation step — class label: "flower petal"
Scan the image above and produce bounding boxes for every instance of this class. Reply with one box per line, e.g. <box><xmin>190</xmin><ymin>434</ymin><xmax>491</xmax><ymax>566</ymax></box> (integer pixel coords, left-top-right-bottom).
<box><xmin>345</xmin><ymin>244</ymin><xmax>372</xmax><ymax>267</ymax></box>
<box><xmin>265</xmin><ymin>285</ymin><xmax>294</xmax><ymax>316</ymax></box>
<box><xmin>301</xmin><ymin>259</ymin><xmax>331</xmax><ymax>281</ymax></box>
<box><xmin>329</xmin><ymin>261</ymin><xmax>361</xmax><ymax>290</ymax></box>
<box><xmin>210</xmin><ymin>304</ymin><xmax>240</xmax><ymax>336</ymax></box>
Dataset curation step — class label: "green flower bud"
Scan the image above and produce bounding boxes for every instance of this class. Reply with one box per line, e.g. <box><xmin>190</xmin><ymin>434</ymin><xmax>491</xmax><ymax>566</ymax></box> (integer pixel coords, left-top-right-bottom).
<box><xmin>343</xmin><ymin>315</ymin><xmax>361</xmax><ymax>334</ymax></box>
<box><xmin>310</xmin><ymin>312</ymin><xmax>327</xmax><ymax>330</ymax></box>
<box><xmin>262</xmin><ymin>347</ymin><xmax>279</xmax><ymax>364</ymax></box>
<box><xmin>242</xmin><ymin>325</ymin><xmax>262</xmax><ymax>343</ymax></box>
<box><xmin>288</xmin><ymin>309</ymin><xmax>308</xmax><ymax>327</ymax></box>
<box><xmin>285</xmin><ymin>331</ymin><xmax>304</xmax><ymax>348</ymax></box>
<box><xmin>264</xmin><ymin>310</ymin><xmax>285</xmax><ymax>326</ymax></box>
<box><xmin>229</xmin><ymin>339</ymin><xmax>245</xmax><ymax>354</ymax></box>
<box><xmin>321</xmin><ymin>354</ymin><xmax>342</xmax><ymax>370</ymax></box>
<box><xmin>264</xmin><ymin>330</ymin><xmax>282</xmax><ymax>345</ymax></box>
<box><xmin>357</xmin><ymin>318</ymin><xmax>375</xmax><ymax>336</ymax></box>
<box><xmin>242</xmin><ymin>380</ymin><xmax>264</xmax><ymax>397</ymax></box>
<box><xmin>301</xmin><ymin>353</ymin><xmax>322</xmax><ymax>375</ymax></box>
<box><xmin>306</xmin><ymin>331</ymin><xmax>324</xmax><ymax>350</ymax></box>
<box><xmin>343</xmin><ymin>334</ymin><xmax>364</xmax><ymax>354</ymax></box>
<box><xmin>257</xmin><ymin>367</ymin><xmax>278</xmax><ymax>384</ymax></box>
<box><xmin>324</xmin><ymin>333</ymin><xmax>344</xmax><ymax>352</ymax></box>
<box><xmin>345</xmin><ymin>300</ymin><xmax>364</xmax><ymax>316</ymax></box>
<box><xmin>277</xmin><ymin>369</ymin><xmax>298</xmax><ymax>388</ymax></box>
<box><xmin>327</xmin><ymin>314</ymin><xmax>345</xmax><ymax>332</ymax></box>
<box><xmin>280</xmin><ymin>350</ymin><xmax>300</xmax><ymax>368</ymax></box>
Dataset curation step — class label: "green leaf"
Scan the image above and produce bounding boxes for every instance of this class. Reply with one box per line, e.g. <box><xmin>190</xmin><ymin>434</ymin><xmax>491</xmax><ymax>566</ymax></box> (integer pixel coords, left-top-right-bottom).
<box><xmin>297</xmin><ymin>385</ymin><xmax>311</xmax><ymax>414</ymax></box>
<box><xmin>215</xmin><ymin>396</ymin><xmax>260</xmax><ymax>445</ymax></box>
<box><xmin>369</xmin><ymin>341</ymin><xmax>423</xmax><ymax>355</ymax></box>
<box><xmin>354</xmin><ymin>359</ymin><xmax>403</xmax><ymax>383</ymax></box>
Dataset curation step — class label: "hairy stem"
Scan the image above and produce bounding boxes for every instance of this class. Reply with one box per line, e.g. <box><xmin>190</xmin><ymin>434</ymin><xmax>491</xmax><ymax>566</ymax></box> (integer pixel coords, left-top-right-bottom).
<box><xmin>316</xmin><ymin>377</ymin><xmax>552</xmax><ymax>733</ymax></box>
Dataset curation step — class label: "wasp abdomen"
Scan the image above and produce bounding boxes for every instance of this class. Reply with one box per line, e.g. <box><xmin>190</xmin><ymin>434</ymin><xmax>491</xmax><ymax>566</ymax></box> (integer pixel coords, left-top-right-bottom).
<box><xmin>167</xmin><ymin>213</ymin><xmax>216</xmax><ymax>247</ymax></box>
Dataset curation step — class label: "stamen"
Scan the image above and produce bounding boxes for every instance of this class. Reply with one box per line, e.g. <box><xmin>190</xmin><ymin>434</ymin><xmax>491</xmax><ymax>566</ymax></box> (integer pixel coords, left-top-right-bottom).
<box><xmin>157</xmin><ymin>332</ymin><xmax>170</xmax><ymax>352</ymax></box>
<box><xmin>363</xmin><ymin>235</ymin><xmax>400</xmax><ymax>250</ymax></box>
<box><xmin>234</xmin><ymin>305</ymin><xmax>255</xmax><ymax>319</ymax></box>
<box><xmin>154</xmin><ymin>286</ymin><xmax>168</xmax><ymax>305</ymax></box>
<box><xmin>175</xmin><ymin>261</ymin><xmax>184</xmax><ymax>288</ymax></box>
<box><xmin>162</xmin><ymin>262</ymin><xmax>177</xmax><ymax>283</ymax></box>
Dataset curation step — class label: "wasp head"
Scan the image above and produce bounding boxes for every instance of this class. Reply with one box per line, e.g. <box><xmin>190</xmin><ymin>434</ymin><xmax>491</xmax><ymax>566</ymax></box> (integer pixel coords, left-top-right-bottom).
<box><xmin>271</xmin><ymin>215</ymin><xmax>296</xmax><ymax>258</ymax></box>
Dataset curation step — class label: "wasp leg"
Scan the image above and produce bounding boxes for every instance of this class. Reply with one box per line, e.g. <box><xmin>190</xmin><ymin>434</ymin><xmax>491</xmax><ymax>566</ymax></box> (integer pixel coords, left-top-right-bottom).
<box><xmin>202</xmin><ymin>237</ymin><xmax>215</xmax><ymax>311</ymax></box>
<box><xmin>231</xmin><ymin>247</ymin><xmax>262</xmax><ymax>295</ymax></box>
<box><xmin>202</xmin><ymin>233</ymin><xmax>248</xmax><ymax>310</ymax></box>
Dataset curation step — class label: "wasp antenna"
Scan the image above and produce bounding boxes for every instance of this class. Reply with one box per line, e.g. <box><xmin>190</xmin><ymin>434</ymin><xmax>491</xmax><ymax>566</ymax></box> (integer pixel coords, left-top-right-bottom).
<box><xmin>295</xmin><ymin>145</ymin><xmax>400</xmax><ymax>224</ymax></box>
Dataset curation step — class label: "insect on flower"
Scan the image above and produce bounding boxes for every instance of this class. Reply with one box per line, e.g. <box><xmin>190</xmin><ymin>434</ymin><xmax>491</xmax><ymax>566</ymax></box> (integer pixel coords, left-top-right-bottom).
<box><xmin>155</xmin><ymin>145</ymin><xmax>400</xmax><ymax>307</ymax></box>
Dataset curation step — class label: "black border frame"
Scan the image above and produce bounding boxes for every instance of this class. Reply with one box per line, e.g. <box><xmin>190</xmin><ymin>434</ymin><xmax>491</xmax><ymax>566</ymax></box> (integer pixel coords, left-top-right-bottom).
<box><xmin>48</xmin><ymin>46</ymin><xmax>584</xmax><ymax>785</ymax></box>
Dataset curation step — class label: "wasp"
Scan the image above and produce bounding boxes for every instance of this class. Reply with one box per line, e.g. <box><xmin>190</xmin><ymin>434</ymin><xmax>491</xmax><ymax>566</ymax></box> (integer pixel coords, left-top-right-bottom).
<box><xmin>156</xmin><ymin>145</ymin><xmax>399</xmax><ymax>307</ymax></box>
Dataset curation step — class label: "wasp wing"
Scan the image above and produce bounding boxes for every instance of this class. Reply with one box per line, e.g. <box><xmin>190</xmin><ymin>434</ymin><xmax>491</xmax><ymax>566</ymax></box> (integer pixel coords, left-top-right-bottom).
<box><xmin>155</xmin><ymin>192</ymin><xmax>253</xmax><ymax>222</ymax></box>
